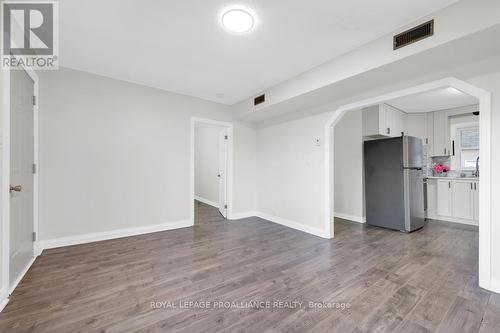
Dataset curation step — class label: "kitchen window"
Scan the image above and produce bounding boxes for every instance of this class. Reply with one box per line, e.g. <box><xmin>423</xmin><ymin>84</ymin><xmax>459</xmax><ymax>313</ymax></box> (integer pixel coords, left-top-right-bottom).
<box><xmin>456</xmin><ymin>125</ymin><xmax>479</xmax><ymax>170</ymax></box>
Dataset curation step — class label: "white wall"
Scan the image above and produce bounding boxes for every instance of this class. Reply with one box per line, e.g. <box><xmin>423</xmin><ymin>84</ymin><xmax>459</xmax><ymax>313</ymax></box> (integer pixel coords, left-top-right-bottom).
<box><xmin>231</xmin><ymin>121</ymin><xmax>257</xmax><ymax>216</ymax></box>
<box><xmin>334</xmin><ymin>109</ymin><xmax>364</xmax><ymax>222</ymax></box>
<box><xmin>194</xmin><ymin>125</ymin><xmax>225</xmax><ymax>206</ymax></box>
<box><xmin>256</xmin><ymin>112</ymin><xmax>330</xmax><ymax>234</ymax></box>
<box><xmin>37</xmin><ymin>67</ymin><xmax>256</xmax><ymax>241</ymax></box>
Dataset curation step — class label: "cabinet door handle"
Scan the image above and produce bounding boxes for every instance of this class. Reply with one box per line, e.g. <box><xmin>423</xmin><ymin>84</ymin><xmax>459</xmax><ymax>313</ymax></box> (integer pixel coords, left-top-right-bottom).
<box><xmin>444</xmin><ymin>148</ymin><xmax>447</xmax><ymax>155</ymax></box>
<box><xmin>386</xmin><ymin>128</ymin><xmax>391</xmax><ymax>135</ymax></box>
<box><xmin>452</xmin><ymin>141</ymin><xmax>455</xmax><ymax>156</ymax></box>
<box><xmin>471</xmin><ymin>183</ymin><xmax>473</xmax><ymax>190</ymax></box>
<box><xmin>474</xmin><ymin>183</ymin><xmax>477</xmax><ymax>190</ymax></box>
<box><xmin>449</xmin><ymin>181</ymin><xmax>451</xmax><ymax>189</ymax></box>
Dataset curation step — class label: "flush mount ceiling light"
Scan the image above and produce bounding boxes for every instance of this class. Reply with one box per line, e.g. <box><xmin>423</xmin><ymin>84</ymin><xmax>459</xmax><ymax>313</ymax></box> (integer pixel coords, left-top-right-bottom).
<box><xmin>221</xmin><ymin>9</ymin><xmax>255</xmax><ymax>33</ymax></box>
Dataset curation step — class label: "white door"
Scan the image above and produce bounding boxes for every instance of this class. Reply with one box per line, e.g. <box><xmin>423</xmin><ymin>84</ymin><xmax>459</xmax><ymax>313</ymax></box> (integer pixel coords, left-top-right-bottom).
<box><xmin>436</xmin><ymin>180</ymin><xmax>452</xmax><ymax>217</ymax></box>
<box><xmin>10</xmin><ymin>70</ymin><xmax>35</xmax><ymax>289</ymax></box>
<box><xmin>218</xmin><ymin>130</ymin><xmax>228</xmax><ymax>218</ymax></box>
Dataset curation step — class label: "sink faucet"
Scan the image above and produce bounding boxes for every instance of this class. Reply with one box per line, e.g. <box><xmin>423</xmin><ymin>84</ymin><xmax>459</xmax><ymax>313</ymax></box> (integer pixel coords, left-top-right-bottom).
<box><xmin>475</xmin><ymin>156</ymin><xmax>480</xmax><ymax>177</ymax></box>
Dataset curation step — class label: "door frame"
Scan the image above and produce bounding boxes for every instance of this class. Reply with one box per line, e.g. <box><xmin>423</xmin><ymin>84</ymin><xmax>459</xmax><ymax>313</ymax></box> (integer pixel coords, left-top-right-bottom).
<box><xmin>218</xmin><ymin>128</ymin><xmax>229</xmax><ymax>218</ymax></box>
<box><xmin>324</xmin><ymin>77</ymin><xmax>493</xmax><ymax>292</ymax></box>
<box><xmin>1</xmin><ymin>66</ymin><xmax>40</xmax><ymax>310</ymax></box>
<box><xmin>190</xmin><ymin>117</ymin><xmax>233</xmax><ymax>223</ymax></box>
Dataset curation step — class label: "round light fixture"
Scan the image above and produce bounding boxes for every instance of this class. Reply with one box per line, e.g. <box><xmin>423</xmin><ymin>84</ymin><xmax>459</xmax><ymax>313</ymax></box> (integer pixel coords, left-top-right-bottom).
<box><xmin>221</xmin><ymin>9</ymin><xmax>254</xmax><ymax>33</ymax></box>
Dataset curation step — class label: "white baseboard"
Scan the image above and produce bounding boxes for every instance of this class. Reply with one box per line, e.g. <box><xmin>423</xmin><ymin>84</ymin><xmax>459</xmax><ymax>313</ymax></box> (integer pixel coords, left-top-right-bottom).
<box><xmin>194</xmin><ymin>196</ymin><xmax>219</xmax><ymax>208</ymax></box>
<box><xmin>334</xmin><ymin>212</ymin><xmax>366</xmax><ymax>224</ymax></box>
<box><xmin>228</xmin><ymin>211</ymin><xmax>257</xmax><ymax>220</ymax></box>
<box><xmin>255</xmin><ymin>212</ymin><xmax>329</xmax><ymax>239</ymax></box>
<box><xmin>489</xmin><ymin>279</ymin><xmax>500</xmax><ymax>295</ymax></box>
<box><xmin>427</xmin><ymin>215</ymin><xmax>478</xmax><ymax>226</ymax></box>
<box><xmin>0</xmin><ymin>295</ymin><xmax>8</xmax><ymax>313</ymax></box>
<box><xmin>39</xmin><ymin>220</ymin><xmax>193</xmax><ymax>250</ymax></box>
<box><xmin>9</xmin><ymin>257</ymin><xmax>36</xmax><ymax>294</ymax></box>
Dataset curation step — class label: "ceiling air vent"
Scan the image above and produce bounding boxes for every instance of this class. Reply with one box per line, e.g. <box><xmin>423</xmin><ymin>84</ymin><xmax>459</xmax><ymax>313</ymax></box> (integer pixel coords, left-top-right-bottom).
<box><xmin>254</xmin><ymin>94</ymin><xmax>265</xmax><ymax>106</ymax></box>
<box><xmin>393</xmin><ymin>20</ymin><xmax>434</xmax><ymax>50</ymax></box>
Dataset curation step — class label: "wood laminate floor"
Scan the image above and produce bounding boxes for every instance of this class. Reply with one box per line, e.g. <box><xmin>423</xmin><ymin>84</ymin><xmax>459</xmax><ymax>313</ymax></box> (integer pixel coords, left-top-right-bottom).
<box><xmin>1</xmin><ymin>202</ymin><xmax>499</xmax><ymax>332</ymax></box>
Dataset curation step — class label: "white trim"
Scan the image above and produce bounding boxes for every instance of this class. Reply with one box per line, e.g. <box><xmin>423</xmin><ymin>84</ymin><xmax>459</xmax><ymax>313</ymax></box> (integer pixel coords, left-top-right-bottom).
<box><xmin>194</xmin><ymin>196</ymin><xmax>219</xmax><ymax>208</ymax></box>
<box><xmin>1</xmin><ymin>63</ymin><xmax>10</xmax><ymax>311</ymax></box>
<box><xmin>255</xmin><ymin>212</ymin><xmax>329</xmax><ymax>238</ymax></box>
<box><xmin>39</xmin><ymin>220</ymin><xmax>192</xmax><ymax>250</ymax></box>
<box><xmin>0</xmin><ymin>294</ymin><xmax>8</xmax><ymax>313</ymax></box>
<box><xmin>228</xmin><ymin>211</ymin><xmax>257</xmax><ymax>220</ymax></box>
<box><xmin>9</xmin><ymin>257</ymin><xmax>35</xmax><ymax>294</ymax></box>
<box><xmin>1</xmin><ymin>66</ymin><xmax>40</xmax><ymax>307</ymax></box>
<box><xmin>191</xmin><ymin>117</ymin><xmax>233</xmax><ymax>222</ymax></box>
<box><xmin>490</xmin><ymin>279</ymin><xmax>500</xmax><ymax>295</ymax></box>
<box><xmin>427</xmin><ymin>215</ymin><xmax>478</xmax><ymax>227</ymax></box>
<box><xmin>334</xmin><ymin>212</ymin><xmax>366</xmax><ymax>224</ymax></box>
<box><xmin>324</xmin><ymin>77</ymin><xmax>493</xmax><ymax>292</ymax></box>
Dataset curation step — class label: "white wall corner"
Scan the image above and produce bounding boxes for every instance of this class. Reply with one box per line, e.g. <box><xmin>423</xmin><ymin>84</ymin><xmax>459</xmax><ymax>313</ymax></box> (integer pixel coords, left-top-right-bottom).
<box><xmin>39</xmin><ymin>220</ymin><xmax>193</xmax><ymax>250</ymax></box>
<box><xmin>194</xmin><ymin>196</ymin><xmax>219</xmax><ymax>209</ymax></box>
<box><xmin>34</xmin><ymin>242</ymin><xmax>43</xmax><ymax>257</ymax></box>
<box><xmin>334</xmin><ymin>212</ymin><xmax>366</xmax><ymax>224</ymax></box>
<box><xmin>255</xmin><ymin>212</ymin><xmax>330</xmax><ymax>239</ymax></box>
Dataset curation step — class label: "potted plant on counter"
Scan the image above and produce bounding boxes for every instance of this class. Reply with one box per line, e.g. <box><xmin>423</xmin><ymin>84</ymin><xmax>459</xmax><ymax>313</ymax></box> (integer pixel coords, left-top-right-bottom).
<box><xmin>433</xmin><ymin>164</ymin><xmax>450</xmax><ymax>176</ymax></box>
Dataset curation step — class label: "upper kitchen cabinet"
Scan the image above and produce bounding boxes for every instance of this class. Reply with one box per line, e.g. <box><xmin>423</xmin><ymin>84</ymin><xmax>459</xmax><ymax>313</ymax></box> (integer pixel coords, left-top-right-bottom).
<box><xmin>406</xmin><ymin>113</ymin><xmax>434</xmax><ymax>144</ymax></box>
<box><xmin>432</xmin><ymin>111</ymin><xmax>451</xmax><ymax>156</ymax></box>
<box><xmin>362</xmin><ymin>104</ymin><xmax>407</xmax><ymax>139</ymax></box>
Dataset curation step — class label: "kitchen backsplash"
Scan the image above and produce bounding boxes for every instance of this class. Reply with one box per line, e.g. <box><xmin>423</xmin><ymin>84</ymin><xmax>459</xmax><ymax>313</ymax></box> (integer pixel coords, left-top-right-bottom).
<box><xmin>428</xmin><ymin>154</ymin><xmax>451</xmax><ymax>177</ymax></box>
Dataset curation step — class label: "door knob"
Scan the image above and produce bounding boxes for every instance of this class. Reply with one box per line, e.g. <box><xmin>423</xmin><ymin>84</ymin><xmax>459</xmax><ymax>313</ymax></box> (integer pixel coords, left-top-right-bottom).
<box><xmin>9</xmin><ymin>185</ymin><xmax>22</xmax><ymax>192</ymax></box>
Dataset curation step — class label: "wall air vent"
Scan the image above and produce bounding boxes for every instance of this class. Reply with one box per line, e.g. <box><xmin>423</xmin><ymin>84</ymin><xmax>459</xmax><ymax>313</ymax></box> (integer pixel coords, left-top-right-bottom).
<box><xmin>254</xmin><ymin>94</ymin><xmax>265</xmax><ymax>106</ymax></box>
<box><xmin>393</xmin><ymin>20</ymin><xmax>434</xmax><ymax>50</ymax></box>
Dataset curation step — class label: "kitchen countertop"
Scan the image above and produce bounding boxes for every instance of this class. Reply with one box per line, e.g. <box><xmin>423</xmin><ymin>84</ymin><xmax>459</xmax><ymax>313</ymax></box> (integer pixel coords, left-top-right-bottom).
<box><xmin>426</xmin><ymin>176</ymin><xmax>479</xmax><ymax>180</ymax></box>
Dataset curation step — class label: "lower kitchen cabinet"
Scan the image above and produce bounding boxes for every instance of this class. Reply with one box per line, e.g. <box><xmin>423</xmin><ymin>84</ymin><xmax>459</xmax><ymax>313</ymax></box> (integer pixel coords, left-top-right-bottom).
<box><xmin>473</xmin><ymin>182</ymin><xmax>479</xmax><ymax>220</ymax></box>
<box><xmin>451</xmin><ymin>180</ymin><xmax>474</xmax><ymax>220</ymax></box>
<box><xmin>436</xmin><ymin>180</ymin><xmax>452</xmax><ymax>217</ymax></box>
<box><xmin>430</xmin><ymin>178</ymin><xmax>478</xmax><ymax>225</ymax></box>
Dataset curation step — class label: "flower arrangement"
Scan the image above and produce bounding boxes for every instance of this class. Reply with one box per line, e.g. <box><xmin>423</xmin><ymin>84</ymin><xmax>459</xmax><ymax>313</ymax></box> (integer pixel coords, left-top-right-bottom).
<box><xmin>433</xmin><ymin>164</ymin><xmax>450</xmax><ymax>174</ymax></box>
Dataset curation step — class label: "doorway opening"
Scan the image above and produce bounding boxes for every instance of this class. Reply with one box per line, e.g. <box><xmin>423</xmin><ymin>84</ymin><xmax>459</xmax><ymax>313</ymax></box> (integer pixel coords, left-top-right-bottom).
<box><xmin>325</xmin><ymin>78</ymin><xmax>492</xmax><ymax>292</ymax></box>
<box><xmin>190</xmin><ymin>118</ymin><xmax>233</xmax><ymax>224</ymax></box>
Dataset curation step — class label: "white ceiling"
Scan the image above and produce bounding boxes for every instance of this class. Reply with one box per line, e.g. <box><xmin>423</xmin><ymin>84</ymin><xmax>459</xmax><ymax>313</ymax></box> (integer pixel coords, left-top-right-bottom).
<box><xmin>59</xmin><ymin>0</ymin><xmax>458</xmax><ymax>105</ymax></box>
<box><xmin>386</xmin><ymin>87</ymin><xmax>478</xmax><ymax>113</ymax></box>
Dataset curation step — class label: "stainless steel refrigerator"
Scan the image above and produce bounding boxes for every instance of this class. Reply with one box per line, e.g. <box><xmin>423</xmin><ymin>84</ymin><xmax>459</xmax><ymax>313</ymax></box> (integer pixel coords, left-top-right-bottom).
<box><xmin>364</xmin><ymin>136</ymin><xmax>425</xmax><ymax>232</ymax></box>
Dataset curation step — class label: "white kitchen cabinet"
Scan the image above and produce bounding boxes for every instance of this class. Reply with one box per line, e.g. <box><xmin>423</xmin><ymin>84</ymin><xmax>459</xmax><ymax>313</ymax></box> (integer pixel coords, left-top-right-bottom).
<box><xmin>407</xmin><ymin>114</ymin><xmax>426</xmax><ymax>140</ymax></box>
<box><xmin>432</xmin><ymin>111</ymin><xmax>450</xmax><ymax>156</ymax></box>
<box><xmin>386</xmin><ymin>104</ymin><xmax>406</xmax><ymax>137</ymax></box>
<box><xmin>407</xmin><ymin>113</ymin><xmax>433</xmax><ymax>146</ymax></box>
<box><xmin>431</xmin><ymin>178</ymin><xmax>479</xmax><ymax>224</ymax></box>
<box><xmin>436</xmin><ymin>179</ymin><xmax>452</xmax><ymax>217</ymax></box>
<box><xmin>451</xmin><ymin>180</ymin><xmax>474</xmax><ymax>220</ymax></box>
<box><xmin>426</xmin><ymin>178</ymin><xmax>437</xmax><ymax>217</ymax></box>
<box><xmin>426</xmin><ymin>113</ymin><xmax>434</xmax><ymax>155</ymax></box>
<box><xmin>473</xmin><ymin>181</ymin><xmax>479</xmax><ymax>221</ymax></box>
<box><xmin>362</xmin><ymin>104</ymin><xmax>407</xmax><ymax>138</ymax></box>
